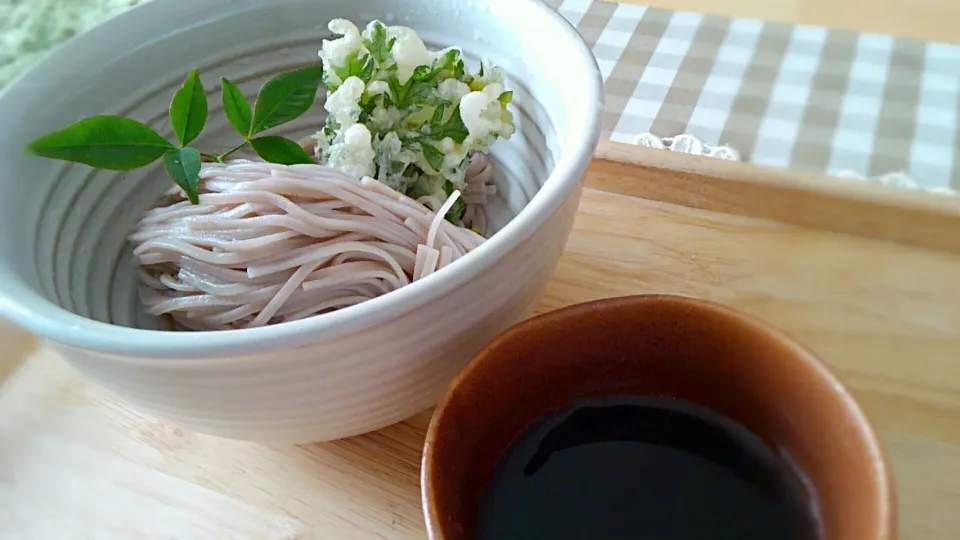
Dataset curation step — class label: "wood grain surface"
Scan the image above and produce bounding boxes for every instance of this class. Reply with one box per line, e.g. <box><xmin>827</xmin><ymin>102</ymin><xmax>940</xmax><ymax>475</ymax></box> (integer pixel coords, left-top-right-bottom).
<box><xmin>610</xmin><ymin>0</ymin><xmax>960</xmax><ymax>43</ymax></box>
<box><xmin>591</xmin><ymin>141</ymin><xmax>960</xmax><ymax>255</ymax></box>
<box><xmin>2</xmin><ymin>148</ymin><xmax>960</xmax><ymax>539</ymax></box>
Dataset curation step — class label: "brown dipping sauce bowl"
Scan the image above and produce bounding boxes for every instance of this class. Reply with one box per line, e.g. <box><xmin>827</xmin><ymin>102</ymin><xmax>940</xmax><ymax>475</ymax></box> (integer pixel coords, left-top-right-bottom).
<box><xmin>422</xmin><ymin>295</ymin><xmax>895</xmax><ymax>540</ymax></box>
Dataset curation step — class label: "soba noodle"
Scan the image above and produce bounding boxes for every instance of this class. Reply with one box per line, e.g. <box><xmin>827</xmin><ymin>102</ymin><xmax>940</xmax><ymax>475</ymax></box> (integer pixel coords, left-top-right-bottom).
<box><xmin>130</xmin><ymin>154</ymin><xmax>495</xmax><ymax>331</ymax></box>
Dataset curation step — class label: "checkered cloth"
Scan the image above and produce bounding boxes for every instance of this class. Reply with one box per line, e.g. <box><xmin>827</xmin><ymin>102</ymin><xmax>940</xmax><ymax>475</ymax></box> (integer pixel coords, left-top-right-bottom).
<box><xmin>545</xmin><ymin>0</ymin><xmax>960</xmax><ymax>190</ymax></box>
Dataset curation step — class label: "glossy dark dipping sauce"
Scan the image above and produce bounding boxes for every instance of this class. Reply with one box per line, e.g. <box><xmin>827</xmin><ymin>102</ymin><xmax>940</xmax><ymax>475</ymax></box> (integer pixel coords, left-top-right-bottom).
<box><xmin>473</xmin><ymin>397</ymin><xmax>819</xmax><ymax>540</ymax></box>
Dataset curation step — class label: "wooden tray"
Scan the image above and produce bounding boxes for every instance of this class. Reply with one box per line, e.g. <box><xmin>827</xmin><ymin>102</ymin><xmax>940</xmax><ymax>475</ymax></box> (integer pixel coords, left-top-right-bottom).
<box><xmin>2</xmin><ymin>140</ymin><xmax>958</xmax><ymax>539</ymax></box>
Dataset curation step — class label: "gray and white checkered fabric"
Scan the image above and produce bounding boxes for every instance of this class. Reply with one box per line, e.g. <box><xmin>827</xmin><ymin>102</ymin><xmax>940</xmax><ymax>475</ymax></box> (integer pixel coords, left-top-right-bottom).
<box><xmin>545</xmin><ymin>0</ymin><xmax>960</xmax><ymax>190</ymax></box>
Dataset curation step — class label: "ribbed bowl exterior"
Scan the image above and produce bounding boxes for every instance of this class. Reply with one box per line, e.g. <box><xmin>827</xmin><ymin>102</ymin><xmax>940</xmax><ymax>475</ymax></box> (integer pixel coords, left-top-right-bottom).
<box><xmin>48</xmin><ymin>192</ymin><xmax>581</xmax><ymax>442</ymax></box>
<box><xmin>0</xmin><ymin>0</ymin><xmax>602</xmax><ymax>441</ymax></box>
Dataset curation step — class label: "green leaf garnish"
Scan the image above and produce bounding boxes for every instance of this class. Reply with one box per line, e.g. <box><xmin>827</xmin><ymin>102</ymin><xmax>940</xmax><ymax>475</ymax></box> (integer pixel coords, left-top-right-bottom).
<box><xmin>250</xmin><ymin>136</ymin><xmax>316</xmax><ymax>165</ymax></box>
<box><xmin>388</xmin><ymin>66</ymin><xmax>436</xmax><ymax>109</ymax></box>
<box><xmin>445</xmin><ymin>195</ymin><xmax>466</xmax><ymax>223</ymax></box>
<box><xmin>387</xmin><ymin>76</ymin><xmax>403</xmax><ymax>105</ymax></box>
<box><xmin>364</xmin><ymin>21</ymin><xmax>393</xmax><ymax>64</ymax></box>
<box><xmin>25</xmin><ymin>63</ymin><xmax>325</xmax><ymax>205</ymax></box>
<box><xmin>313</xmin><ymin>19</ymin><xmax>515</xmax><ymax>225</ymax></box>
<box><xmin>163</xmin><ymin>147</ymin><xmax>202</xmax><ymax>204</ymax></box>
<box><xmin>250</xmin><ymin>65</ymin><xmax>323</xmax><ymax>135</ymax></box>
<box><xmin>359</xmin><ymin>98</ymin><xmax>379</xmax><ymax>123</ymax></box>
<box><xmin>221</xmin><ymin>78</ymin><xmax>252</xmax><ymax>137</ymax></box>
<box><xmin>26</xmin><ymin>115</ymin><xmax>174</xmax><ymax>170</ymax></box>
<box><xmin>431</xmin><ymin>103</ymin><xmax>447</xmax><ymax>125</ymax></box>
<box><xmin>428</xmin><ymin>105</ymin><xmax>469</xmax><ymax>144</ymax></box>
<box><xmin>331</xmin><ymin>51</ymin><xmax>376</xmax><ymax>84</ymax></box>
<box><xmin>419</xmin><ymin>140</ymin><xmax>445</xmax><ymax>171</ymax></box>
<box><xmin>357</xmin><ymin>56</ymin><xmax>377</xmax><ymax>83</ymax></box>
<box><xmin>407</xmin><ymin>86</ymin><xmax>436</xmax><ymax>107</ymax></box>
<box><xmin>409</xmin><ymin>65</ymin><xmax>432</xmax><ymax>84</ymax></box>
<box><xmin>169</xmin><ymin>68</ymin><xmax>207</xmax><ymax>146</ymax></box>
<box><xmin>423</xmin><ymin>49</ymin><xmax>461</xmax><ymax>83</ymax></box>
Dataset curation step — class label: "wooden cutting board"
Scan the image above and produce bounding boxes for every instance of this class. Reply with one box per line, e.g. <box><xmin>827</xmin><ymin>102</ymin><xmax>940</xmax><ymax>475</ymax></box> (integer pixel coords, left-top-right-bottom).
<box><xmin>1</xmin><ymin>141</ymin><xmax>959</xmax><ymax>539</ymax></box>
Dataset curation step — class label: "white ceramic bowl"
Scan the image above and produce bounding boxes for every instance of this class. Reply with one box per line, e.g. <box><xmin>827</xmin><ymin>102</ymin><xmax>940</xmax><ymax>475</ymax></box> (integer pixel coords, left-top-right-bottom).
<box><xmin>0</xmin><ymin>0</ymin><xmax>602</xmax><ymax>442</ymax></box>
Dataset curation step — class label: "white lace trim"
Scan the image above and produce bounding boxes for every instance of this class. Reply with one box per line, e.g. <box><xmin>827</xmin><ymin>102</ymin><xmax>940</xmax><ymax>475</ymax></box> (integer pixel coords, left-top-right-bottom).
<box><xmin>833</xmin><ymin>169</ymin><xmax>958</xmax><ymax>196</ymax></box>
<box><xmin>633</xmin><ymin>132</ymin><xmax>741</xmax><ymax>161</ymax></box>
<box><xmin>631</xmin><ymin>132</ymin><xmax>957</xmax><ymax>197</ymax></box>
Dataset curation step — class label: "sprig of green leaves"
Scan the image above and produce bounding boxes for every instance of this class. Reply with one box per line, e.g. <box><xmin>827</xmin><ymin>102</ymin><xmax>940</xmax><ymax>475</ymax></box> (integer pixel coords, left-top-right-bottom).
<box><xmin>24</xmin><ymin>116</ymin><xmax>175</xmax><ymax>170</ymax></box>
<box><xmin>170</xmin><ymin>68</ymin><xmax>207</xmax><ymax>146</ymax></box>
<box><xmin>164</xmin><ymin>147</ymin><xmax>202</xmax><ymax>204</ymax></box>
<box><xmin>25</xmin><ymin>65</ymin><xmax>323</xmax><ymax>204</ymax></box>
<box><xmin>249</xmin><ymin>66</ymin><xmax>323</xmax><ymax>134</ymax></box>
<box><xmin>221</xmin><ymin>78</ymin><xmax>252</xmax><ymax>136</ymax></box>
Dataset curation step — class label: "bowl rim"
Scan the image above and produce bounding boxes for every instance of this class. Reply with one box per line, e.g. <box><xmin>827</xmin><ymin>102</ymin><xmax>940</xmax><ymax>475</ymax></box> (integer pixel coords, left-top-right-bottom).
<box><xmin>0</xmin><ymin>0</ymin><xmax>604</xmax><ymax>360</ymax></box>
<box><xmin>420</xmin><ymin>294</ymin><xmax>896</xmax><ymax>540</ymax></box>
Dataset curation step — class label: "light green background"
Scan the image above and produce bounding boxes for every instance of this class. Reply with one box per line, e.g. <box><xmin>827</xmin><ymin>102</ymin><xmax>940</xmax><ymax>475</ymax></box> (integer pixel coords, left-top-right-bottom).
<box><xmin>1</xmin><ymin>0</ymin><xmax>144</xmax><ymax>87</ymax></box>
